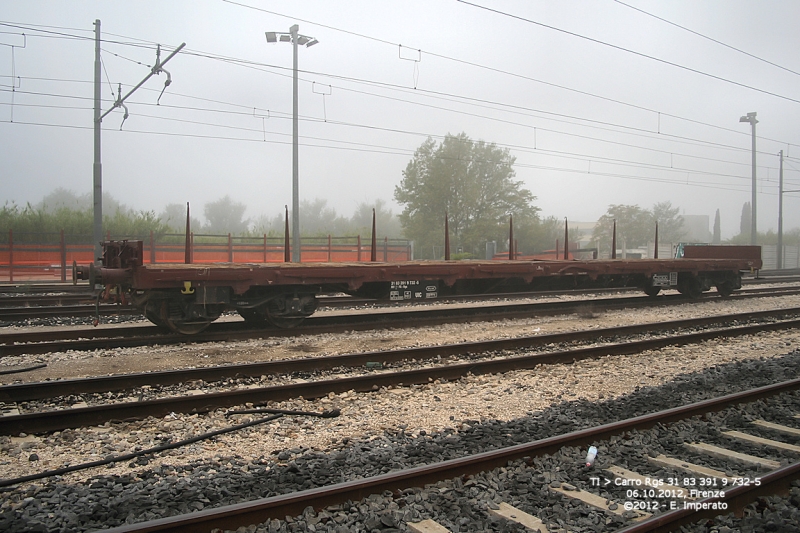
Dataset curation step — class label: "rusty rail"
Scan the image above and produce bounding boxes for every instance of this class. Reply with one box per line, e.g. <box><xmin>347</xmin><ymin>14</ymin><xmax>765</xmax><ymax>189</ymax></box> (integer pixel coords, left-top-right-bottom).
<box><xmin>101</xmin><ymin>378</ymin><xmax>800</xmax><ymax>533</ymax></box>
<box><xmin>3</xmin><ymin>317</ymin><xmax>800</xmax><ymax>435</ymax></box>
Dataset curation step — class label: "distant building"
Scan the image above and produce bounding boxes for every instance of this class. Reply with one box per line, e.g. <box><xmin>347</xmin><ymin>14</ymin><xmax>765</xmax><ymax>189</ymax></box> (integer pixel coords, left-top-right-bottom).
<box><xmin>679</xmin><ymin>215</ymin><xmax>711</xmax><ymax>243</ymax></box>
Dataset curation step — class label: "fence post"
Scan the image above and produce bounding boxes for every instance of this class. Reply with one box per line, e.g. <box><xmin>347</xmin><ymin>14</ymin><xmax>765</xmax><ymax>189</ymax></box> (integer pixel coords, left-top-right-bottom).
<box><xmin>357</xmin><ymin>235</ymin><xmax>362</xmax><ymax>262</ymax></box>
<box><xmin>228</xmin><ymin>233</ymin><xmax>233</xmax><ymax>262</ymax></box>
<box><xmin>60</xmin><ymin>229</ymin><xmax>67</xmax><ymax>282</ymax></box>
<box><xmin>9</xmin><ymin>229</ymin><xmax>13</xmax><ymax>283</ymax></box>
<box><xmin>328</xmin><ymin>235</ymin><xmax>332</xmax><ymax>262</ymax></box>
<box><xmin>150</xmin><ymin>231</ymin><xmax>156</xmax><ymax>264</ymax></box>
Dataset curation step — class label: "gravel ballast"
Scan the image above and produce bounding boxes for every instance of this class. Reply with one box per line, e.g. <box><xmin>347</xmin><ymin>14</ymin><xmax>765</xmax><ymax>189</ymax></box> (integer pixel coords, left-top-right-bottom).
<box><xmin>1</xmin><ymin>346</ymin><xmax>799</xmax><ymax>532</ymax></box>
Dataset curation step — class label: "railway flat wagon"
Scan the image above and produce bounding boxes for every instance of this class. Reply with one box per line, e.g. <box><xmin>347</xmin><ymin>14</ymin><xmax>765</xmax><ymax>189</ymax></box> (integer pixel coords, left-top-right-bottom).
<box><xmin>75</xmin><ymin>241</ymin><xmax>761</xmax><ymax>334</ymax></box>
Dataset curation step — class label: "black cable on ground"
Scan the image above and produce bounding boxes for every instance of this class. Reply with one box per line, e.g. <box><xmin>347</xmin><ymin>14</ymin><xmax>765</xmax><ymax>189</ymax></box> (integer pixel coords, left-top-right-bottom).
<box><xmin>226</xmin><ymin>407</ymin><xmax>341</xmax><ymax>418</ymax></box>
<box><xmin>0</xmin><ymin>364</ymin><xmax>47</xmax><ymax>376</ymax></box>
<box><xmin>0</xmin><ymin>412</ymin><xmax>286</xmax><ymax>489</ymax></box>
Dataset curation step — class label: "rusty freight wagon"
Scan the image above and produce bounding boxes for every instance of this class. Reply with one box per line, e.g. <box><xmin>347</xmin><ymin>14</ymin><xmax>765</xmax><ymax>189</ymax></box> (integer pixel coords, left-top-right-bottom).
<box><xmin>74</xmin><ymin>241</ymin><xmax>761</xmax><ymax>334</ymax></box>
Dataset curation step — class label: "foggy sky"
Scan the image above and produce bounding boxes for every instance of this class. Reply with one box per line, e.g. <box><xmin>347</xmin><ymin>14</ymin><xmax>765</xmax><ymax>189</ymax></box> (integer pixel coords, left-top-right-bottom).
<box><xmin>2</xmin><ymin>0</ymin><xmax>800</xmax><ymax>239</ymax></box>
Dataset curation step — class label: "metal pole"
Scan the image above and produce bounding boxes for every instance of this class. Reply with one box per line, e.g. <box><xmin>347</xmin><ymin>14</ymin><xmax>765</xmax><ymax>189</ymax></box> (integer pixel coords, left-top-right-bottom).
<box><xmin>93</xmin><ymin>19</ymin><xmax>102</xmax><ymax>265</ymax></box>
<box><xmin>778</xmin><ymin>150</ymin><xmax>784</xmax><ymax>269</ymax></box>
<box><xmin>750</xmin><ymin>119</ymin><xmax>757</xmax><ymax>245</ymax></box>
<box><xmin>291</xmin><ymin>24</ymin><xmax>300</xmax><ymax>263</ymax></box>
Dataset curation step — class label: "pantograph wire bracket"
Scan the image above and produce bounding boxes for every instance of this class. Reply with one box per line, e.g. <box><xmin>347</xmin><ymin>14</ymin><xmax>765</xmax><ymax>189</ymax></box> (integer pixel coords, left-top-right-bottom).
<box><xmin>1</xmin><ymin>33</ymin><xmax>26</xmax><ymax>121</ymax></box>
<box><xmin>398</xmin><ymin>45</ymin><xmax>422</xmax><ymax>89</ymax></box>
<box><xmin>312</xmin><ymin>82</ymin><xmax>332</xmax><ymax>121</ymax></box>
<box><xmin>252</xmin><ymin>107</ymin><xmax>270</xmax><ymax>141</ymax></box>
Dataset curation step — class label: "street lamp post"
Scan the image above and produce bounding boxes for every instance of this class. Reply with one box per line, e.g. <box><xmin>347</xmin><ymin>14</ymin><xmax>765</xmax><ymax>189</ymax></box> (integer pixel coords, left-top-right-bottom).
<box><xmin>266</xmin><ymin>25</ymin><xmax>318</xmax><ymax>263</ymax></box>
<box><xmin>739</xmin><ymin>112</ymin><xmax>758</xmax><ymax>245</ymax></box>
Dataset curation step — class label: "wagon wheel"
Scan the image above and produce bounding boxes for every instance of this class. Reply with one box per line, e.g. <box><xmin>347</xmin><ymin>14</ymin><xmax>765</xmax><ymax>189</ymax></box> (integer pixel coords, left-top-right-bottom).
<box><xmin>164</xmin><ymin>315</ymin><xmax>214</xmax><ymax>335</ymax></box>
<box><xmin>643</xmin><ymin>285</ymin><xmax>661</xmax><ymax>297</ymax></box>
<box><xmin>715</xmin><ymin>281</ymin><xmax>736</xmax><ymax>297</ymax></box>
<box><xmin>265</xmin><ymin>312</ymin><xmax>307</xmax><ymax>329</ymax></box>
<box><xmin>144</xmin><ymin>301</ymin><xmax>170</xmax><ymax>329</ymax></box>
<box><xmin>158</xmin><ymin>299</ymin><xmax>217</xmax><ymax>335</ymax></box>
<box><xmin>677</xmin><ymin>277</ymin><xmax>703</xmax><ymax>299</ymax></box>
<box><xmin>263</xmin><ymin>294</ymin><xmax>318</xmax><ymax>329</ymax></box>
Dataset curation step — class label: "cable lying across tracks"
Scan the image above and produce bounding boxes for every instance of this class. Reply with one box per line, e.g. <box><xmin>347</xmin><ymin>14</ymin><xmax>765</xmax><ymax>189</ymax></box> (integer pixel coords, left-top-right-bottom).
<box><xmin>98</xmin><ymin>378</ymin><xmax>800</xmax><ymax>533</ymax></box>
<box><xmin>2</xmin><ymin>311</ymin><xmax>799</xmax><ymax>435</ymax></box>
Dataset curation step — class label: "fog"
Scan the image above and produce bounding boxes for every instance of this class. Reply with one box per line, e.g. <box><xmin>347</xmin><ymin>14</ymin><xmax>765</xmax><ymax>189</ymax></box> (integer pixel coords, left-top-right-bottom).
<box><xmin>2</xmin><ymin>0</ymin><xmax>800</xmax><ymax>239</ymax></box>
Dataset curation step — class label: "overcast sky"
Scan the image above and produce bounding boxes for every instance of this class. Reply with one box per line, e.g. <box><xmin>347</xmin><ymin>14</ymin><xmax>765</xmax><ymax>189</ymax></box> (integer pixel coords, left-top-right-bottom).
<box><xmin>2</xmin><ymin>0</ymin><xmax>800</xmax><ymax>238</ymax></box>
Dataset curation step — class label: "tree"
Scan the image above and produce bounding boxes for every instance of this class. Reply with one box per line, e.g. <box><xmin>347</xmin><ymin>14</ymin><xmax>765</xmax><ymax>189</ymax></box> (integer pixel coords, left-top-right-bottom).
<box><xmin>651</xmin><ymin>201</ymin><xmax>684</xmax><ymax>243</ymax></box>
<box><xmin>712</xmin><ymin>209</ymin><xmax>721</xmax><ymax>244</ymax></box>
<box><xmin>203</xmin><ymin>195</ymin><xmax>249</xmax><ymax>235</ymax></box>
<box><xmin>592</xmin><ymin>204</ymin><xmax>653</xmax><ymax>256</ymax></box>
<box><xmin>159</xmin><ymin>203</ymin><xmax>202</xmax><ymax>233</ymax></box>
<box><xmin>394</xmin><ymin>133</ymin><xmax>539</xmax><ymax>258</ymax></box>
<box><xmin>299</xmin><ymin>198</ymin><xmax>349</xmax><ymax>236</ymax></box>
<box><xmin>739</xmin><ymin>202</ymin><xmax>751</xmax><ymax>237</ymax></box>
<box><xmin>351</xmin><ymin>199</ymin><xmax>402</xmax><ymax>237</ymax></box>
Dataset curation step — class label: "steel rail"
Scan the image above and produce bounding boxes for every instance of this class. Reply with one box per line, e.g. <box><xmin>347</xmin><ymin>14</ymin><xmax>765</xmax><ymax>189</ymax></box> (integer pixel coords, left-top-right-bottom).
<box><xmin>3</xmin><ymin>307</ymin><xmax>800</xmax><ymax>402</ymax></box>
<box><xmin>100</xmin><ymin>378</ymin><xmax>800</xmax><ymax>533</ymax></box>
<box><xmin>2</xmin><ymin>317</ymin><xmax>800</xmax><ymax>435</ymax></box>
<box><xmin>3</xmin><ymin>287</ymin><xmax>799</xmax><ymax>358</ymax></box>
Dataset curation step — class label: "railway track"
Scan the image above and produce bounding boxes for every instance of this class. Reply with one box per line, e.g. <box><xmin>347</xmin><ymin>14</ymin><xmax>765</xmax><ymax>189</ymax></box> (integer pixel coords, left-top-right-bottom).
<box><xmin>94</xmin><ymin>380</ymin><xmax>800</xmax><ymax>532</ymax></box>
<box><xmin>2</xmin><ymin>308</ymin><xmax>799</xmax><ymax>435</ymax></box>
<box><xmin>2</xmin><ymin>286</ymin><xmax>800</xmax><ymax>357</ymax></box>
<box><xmin>2</xmin><ymin>303</ymin><xmax>799</xmax><ymax>532</ymax></box>
<box><xmin>1</xmin><ymin>277</ymin><xmax>798</xmax><ymax>322</ymax></box>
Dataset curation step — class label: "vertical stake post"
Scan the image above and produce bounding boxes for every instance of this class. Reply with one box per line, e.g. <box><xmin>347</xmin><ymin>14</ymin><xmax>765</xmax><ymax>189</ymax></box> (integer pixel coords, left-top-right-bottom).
<box><xmin>444</xmin><ymin>211</ymin><xmax>450</xmax><ymax>260</ymax></box>
<box><xmin>611</xmin><ymin>220</ymin><xmax>617</xmax><ymax>259</ymax></box>
<box><xmin>184</xmin><ymin>202</ymin><xmax>192</xmax><ymax>264</ymax></box>
<box><xmin>508</xmin><ymin>215</ymin><xmax>514</xmax><ymax>260</ymax></box>
<box><xmin>654</xmin><ymin>222</ymin><xmax>659</xmax><ymax>259</ymax></box>
<box><xmin>564</xmin><ymin>218</ymin><xmax>569</xmax><ymax>260</ymax></box>
<box><xmin>370</xmin><ymin>208</ymin><xmax>377</xmax><ymax>262</ymax></box>
<box><xmin>284</xmin><ymin>206</ymin><xmax>290</xmax><ymax>263</ymax></box>
<box><xmin>60</xmin><ymin>229</ymin><xmax>67</xmax><ymax>282</ymax></box>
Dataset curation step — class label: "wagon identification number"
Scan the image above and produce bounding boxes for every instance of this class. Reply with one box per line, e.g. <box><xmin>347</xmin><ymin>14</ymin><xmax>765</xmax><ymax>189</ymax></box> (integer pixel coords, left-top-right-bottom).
<box><xmin>652</xmin><ymin>272</ymin><xmax>678</xmax><ymax>287</ymax></box>
<box><xmin>389</xmin><ymin>280</ymin><xmax>438</xmax><ymax>301</ymax></box>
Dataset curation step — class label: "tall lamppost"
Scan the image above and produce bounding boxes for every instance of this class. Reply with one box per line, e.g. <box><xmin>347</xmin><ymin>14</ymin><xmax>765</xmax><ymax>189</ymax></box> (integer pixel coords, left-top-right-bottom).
<box><xmin>739</xmin><ymin>112</ymin><xmax>758</xmax><ymax>245</ymax></box>
<box><xmin>266</xmin><ymin>25</ymin><xmax>318</xmax><ymax>263</ymax></box>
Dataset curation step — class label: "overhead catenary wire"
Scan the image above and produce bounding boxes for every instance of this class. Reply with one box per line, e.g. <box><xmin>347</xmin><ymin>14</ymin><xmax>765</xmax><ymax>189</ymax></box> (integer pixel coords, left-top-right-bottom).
<box><xmin>5</xmin><ymin>85</ymin><xmax>800</xmax><ymax>190</ymax></box>
<box><xmin>1</xmin><ymin>118</ymin><xmax>792</xmax><ymax>195</ymax></box>
<box><xmin>612</xmin><ymin>0</ymin><xmax>800</xmax><ymax>78</ymax></box>
<box><xmin>2</xmin><ymin>15</ymin><xmax>800</xmax><ymax>202</ymax></box>
<box><xmin>3</xmin><ymin>16</ymin><xmax>800</xmax><ymax>157</ymax></box>
<box><xmin>455</xmin><ymin>0</ymin><xmax>800</xmax><ymax>105</ymax></box>
<box><xmin>217</xmin><ymin>1</ymin><xmax>800</xmax><ymax>150</ymax></box>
